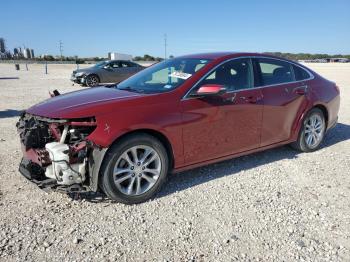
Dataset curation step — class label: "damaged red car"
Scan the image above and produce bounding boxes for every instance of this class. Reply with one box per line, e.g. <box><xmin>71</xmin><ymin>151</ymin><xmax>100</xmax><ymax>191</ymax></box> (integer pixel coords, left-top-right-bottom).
<box><xmin>17</xmin><ymin>52</ymin><xmax>340</xmax><ymax>204</ymax></box>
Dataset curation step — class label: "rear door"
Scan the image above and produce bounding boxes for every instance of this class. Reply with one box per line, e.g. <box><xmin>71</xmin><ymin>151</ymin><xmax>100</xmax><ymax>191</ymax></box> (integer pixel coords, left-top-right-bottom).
<box><xmin>117</xmin><ymin>61</ymin><xmax>137</xmax><ymax>81</ymax></box>
<box><xmin>253</xmin><ymin>58</ymin><xmax>309</xmax><ymax>146</ymax></box>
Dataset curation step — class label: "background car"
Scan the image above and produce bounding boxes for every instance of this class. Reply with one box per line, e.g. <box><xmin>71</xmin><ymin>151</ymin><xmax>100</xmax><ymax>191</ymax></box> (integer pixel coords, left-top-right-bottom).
<box><xmin>18</xmin><ymin>52</ymin><xmax>340</xmax><ymax>204</ymax></box>
<box><xmin>71</xmin><ymin>60</ymin><xmax>144</xmax><ymax>87</ymax></box>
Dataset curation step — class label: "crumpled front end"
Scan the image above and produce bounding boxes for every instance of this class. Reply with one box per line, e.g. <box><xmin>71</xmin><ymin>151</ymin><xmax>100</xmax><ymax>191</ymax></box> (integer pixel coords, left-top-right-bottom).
<box><xmin>71</xmin><ymin>70</ymin><xmax>87</xmax><ymax>85</ymax></box>
<box><xmin>16</xmin><ymin>112</ymin><xmax>105</xmax><ymax>193</ymax></box>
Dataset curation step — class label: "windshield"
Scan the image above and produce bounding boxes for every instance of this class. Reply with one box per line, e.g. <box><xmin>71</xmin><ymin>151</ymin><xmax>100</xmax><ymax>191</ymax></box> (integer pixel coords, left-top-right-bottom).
<box><xmin>94</xmin><ymin>61</ymin><xmax>108</xmax><ymax>68</ymax></box>
<box><xmin>116</xmin><ymin>58</ymin><xmax>211</xmax><ymax>93</ymax></box>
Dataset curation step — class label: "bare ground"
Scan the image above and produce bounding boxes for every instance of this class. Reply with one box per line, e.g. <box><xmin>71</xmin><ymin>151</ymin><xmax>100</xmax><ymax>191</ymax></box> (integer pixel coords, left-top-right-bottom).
<box><xmin>0</xmin><ymin>63</ymin><xmax>349</xmax><ymax>261</ymax></box>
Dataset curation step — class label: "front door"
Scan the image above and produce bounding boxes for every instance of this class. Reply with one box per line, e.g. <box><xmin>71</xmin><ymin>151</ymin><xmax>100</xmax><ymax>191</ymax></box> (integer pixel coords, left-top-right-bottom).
<box><xmin>181</xmin><ymin>58</ymin><xmax>263</xmax><ymax>165</ymax></box>
<box><xmin>101</xmin><ymin>61</ymin><xmax>123</xmax><ymax>83</ymax></box>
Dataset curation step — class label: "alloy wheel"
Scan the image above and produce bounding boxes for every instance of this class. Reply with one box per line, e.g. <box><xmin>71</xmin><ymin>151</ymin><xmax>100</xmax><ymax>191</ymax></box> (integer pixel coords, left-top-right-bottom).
<box><xmin>113</xmin><ymin>145</ymin><xmax>161</xmax><ymax>196</ymax></box>
<box><xmin>304</xmin><ymin>114</ymin><xmax>325</xmax><ymax>149</ymax></box>
<box><xmin>86</xmin><ymin>75</ymin><xmax>99</xmax><ymax>87</ymax></box>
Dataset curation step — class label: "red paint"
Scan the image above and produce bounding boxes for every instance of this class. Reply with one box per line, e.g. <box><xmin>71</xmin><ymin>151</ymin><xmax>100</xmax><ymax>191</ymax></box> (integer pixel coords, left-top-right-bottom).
<box><xmin>181</xmin><ymin>88</ymin><xmax>263</xmax><ymax>164</ymax></box>
<box><xmin>67</xmin><ymin>121</ymin><xmax>97</xmax><ymax>126</ymax></box>
<box><xmin>25</xmin><ymin>52</ymin><xmax>340</xmax><ymax>172</ymax></box>
<box><xmin>260</xmin><ymin>81</ymin><xmax>309</xmax><ymax>146</ymax></box>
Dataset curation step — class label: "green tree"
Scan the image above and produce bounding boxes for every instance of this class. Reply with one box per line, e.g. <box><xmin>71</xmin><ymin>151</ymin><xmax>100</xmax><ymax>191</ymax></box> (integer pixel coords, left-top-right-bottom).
<box><xmin>133</xmin><ymin>56</ymin><xmax>142</xmax><ymax>61</ymax></box>
<box><xmin>143</xmin><ymin>54</ymin><xmax>155</xmax><ymax>61</ymax></box>
<box><xmin>44</xmin><ymin>55</ymin><xmax>55</xmax><ymax>61</ymax></box>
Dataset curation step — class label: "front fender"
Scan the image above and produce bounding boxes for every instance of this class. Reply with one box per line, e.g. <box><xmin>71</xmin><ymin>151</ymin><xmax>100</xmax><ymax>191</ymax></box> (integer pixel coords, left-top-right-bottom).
<box><xmin>88</xmin><ymin>146</ymin><xmax>107</xmax><ymax>192</ymax></box>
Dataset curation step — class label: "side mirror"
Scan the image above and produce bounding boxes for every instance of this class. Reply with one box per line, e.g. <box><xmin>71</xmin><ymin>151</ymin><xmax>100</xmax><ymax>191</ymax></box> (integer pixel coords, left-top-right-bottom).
<box><xmin>103</xmin><ymin>65</ymin><xmax>111</xmax><ymax>70</ymax></box>
<box><xmin>192</xmin><ymin>84</ymin><xmax>226</xmax><ymax>97</ymax></box>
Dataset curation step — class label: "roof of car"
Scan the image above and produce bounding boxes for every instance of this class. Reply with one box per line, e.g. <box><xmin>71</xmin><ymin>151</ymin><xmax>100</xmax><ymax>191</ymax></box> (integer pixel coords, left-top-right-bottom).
<box><xmin>108</xmin><ymin>60</ymin><xmax>133</xmax><ymax>62</ymax></box>
<box><xmin>177</xmin><ymin>52</ymin><xmax>262</xmax><ymax>60</ymax></box>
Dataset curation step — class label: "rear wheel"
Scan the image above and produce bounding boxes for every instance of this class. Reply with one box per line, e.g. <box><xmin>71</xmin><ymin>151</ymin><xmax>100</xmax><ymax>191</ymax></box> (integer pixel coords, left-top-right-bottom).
<box><xmin>86</xmin><ymin>74</ymin><xmax>100</xmax><ymax>87</ymax></box>
<box><xmin>100</xmin><ymin>133</ymin><xmax>169</xmax><ymax>204</ymax></box>
<box><xmin>291</xmin><ymin>108</ymin><xmax>326</xmax><ymax>152</ymax></box>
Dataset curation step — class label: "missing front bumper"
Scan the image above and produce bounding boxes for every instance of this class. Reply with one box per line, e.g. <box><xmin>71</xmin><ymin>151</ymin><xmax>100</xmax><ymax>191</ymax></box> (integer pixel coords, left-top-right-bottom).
<box><xmin>70</xmin><ymin>76</ymin><xmax>86</xmax><ymax>85</ymax></box>
<box><xmin>19</xmin><ymin>158</ymin><xmax>87</xmax><ymax>193</ymax></box>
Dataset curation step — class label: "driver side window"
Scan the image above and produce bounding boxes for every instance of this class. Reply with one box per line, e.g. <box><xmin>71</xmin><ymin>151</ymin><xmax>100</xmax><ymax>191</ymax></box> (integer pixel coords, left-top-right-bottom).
<box><xmin>199</xmin><ymin>58</ymin><xmax>253</xmax><ymax>92</ymax></box>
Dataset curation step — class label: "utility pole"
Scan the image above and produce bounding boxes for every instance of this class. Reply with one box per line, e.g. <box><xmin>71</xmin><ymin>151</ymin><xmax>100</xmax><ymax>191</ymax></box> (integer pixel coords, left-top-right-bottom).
<box><xmin>59</xmin><ymin>40</ymin><xmax>63</xmax><ymax>61</ymax></box>
<box><xmin>164</xmin><ymin>34</ymin><xmax>167</xmax><ymax>60</ymax></box>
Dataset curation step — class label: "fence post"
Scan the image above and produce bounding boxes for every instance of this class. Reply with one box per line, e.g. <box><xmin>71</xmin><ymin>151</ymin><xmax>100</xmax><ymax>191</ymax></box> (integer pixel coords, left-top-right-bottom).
<box><xmin>45</xmin><ymin>62</ymin><xmax>48</xmax><ymax>74</ymax></box>
<box><xmin>26</xmin><ymin>63</ymin><xmax>28</xmax><ymax>71</ymax></box>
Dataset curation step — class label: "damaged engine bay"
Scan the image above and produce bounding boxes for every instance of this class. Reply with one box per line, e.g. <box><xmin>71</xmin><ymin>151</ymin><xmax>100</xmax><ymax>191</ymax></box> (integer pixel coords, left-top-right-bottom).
<box><xmin>16</xmin><ymin>113</ymin><xmax>101</xmax><ymax>193</ymax></box>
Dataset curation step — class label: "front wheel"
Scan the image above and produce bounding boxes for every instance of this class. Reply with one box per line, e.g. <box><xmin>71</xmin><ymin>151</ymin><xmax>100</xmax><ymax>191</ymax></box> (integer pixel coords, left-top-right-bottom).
<box><xmin>291</xmin><ymin>108</ymin><xmax>326</xmax><ymax>152</ymax></box>
<box><xmin>100</xmin><ymin>133</ymin><xmax>169</xmax><ymax>204</ymax></box>
<box><xmin>85</xmin><ymin>74</ymin><xmax>100</xmax><ymax>87</ymax></box>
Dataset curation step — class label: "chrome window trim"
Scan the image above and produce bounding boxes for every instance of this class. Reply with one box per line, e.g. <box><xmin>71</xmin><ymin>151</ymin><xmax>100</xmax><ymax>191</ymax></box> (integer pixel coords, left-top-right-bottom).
<box><xmin>182</xmin><ymin>56</ymin><xmax>315</xmax><ymax>100</ymax></box>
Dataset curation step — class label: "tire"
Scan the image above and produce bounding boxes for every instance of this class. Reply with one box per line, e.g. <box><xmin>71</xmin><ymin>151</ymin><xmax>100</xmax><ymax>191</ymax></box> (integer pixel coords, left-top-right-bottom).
<box><xmin>85</xmin><ymin>74</ymin><xmax>100</xmax><ymax>87</ymax></box>
<box><xmin>291</xmin><ymin>108</ymin><xmax>326</xmax><ymax>152</ymax></box>
<box><xmin>100</xmin><ymin>133</ymin><xmax>169</xmax><ymax>204</ymax></box>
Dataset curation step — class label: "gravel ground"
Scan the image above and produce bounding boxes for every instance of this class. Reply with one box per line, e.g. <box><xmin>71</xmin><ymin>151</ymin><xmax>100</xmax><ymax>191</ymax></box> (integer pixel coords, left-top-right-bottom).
<box><xmin>0</xmin><ymin>63</ymin><xmax>349</xmax><ymax>261</ymax></box>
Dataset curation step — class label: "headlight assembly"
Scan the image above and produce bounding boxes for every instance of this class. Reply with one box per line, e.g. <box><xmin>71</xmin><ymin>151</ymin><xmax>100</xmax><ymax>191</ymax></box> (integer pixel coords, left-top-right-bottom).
<box><xmin>75</xmin><ymin>72</ymin><xmax>85</xmax><ymax>77</ymax></box>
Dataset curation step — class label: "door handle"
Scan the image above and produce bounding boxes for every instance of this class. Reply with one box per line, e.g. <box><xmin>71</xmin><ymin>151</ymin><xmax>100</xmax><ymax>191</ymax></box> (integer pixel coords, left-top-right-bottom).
<box><xmin>223</xmin><ymin>93</ymin><xmax>237</xmax><ymax>103</ymax></box>
<box><xmin>241</xmin><ymin>96</ymin><xmax>258</xmax><ymax>103</ymax></box>
<box><xmin>294</xmin><ymin>85</ymin><xmax>308</xmax><ymax>95</ymax></box>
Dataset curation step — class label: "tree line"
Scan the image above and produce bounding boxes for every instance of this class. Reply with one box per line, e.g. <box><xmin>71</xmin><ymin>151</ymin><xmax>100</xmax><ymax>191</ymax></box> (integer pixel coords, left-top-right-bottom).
<box><xmin>263</xmin><ymin>52</ymin><xmax>350</xmax><ymax>61</ymax></box>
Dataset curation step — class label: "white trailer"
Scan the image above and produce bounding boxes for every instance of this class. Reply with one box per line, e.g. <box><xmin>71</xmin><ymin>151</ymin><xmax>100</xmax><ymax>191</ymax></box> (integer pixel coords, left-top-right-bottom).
<box><xmin>108</xmin><ymin>52</ymin><xmax>132</xmax><ymax>61</ymax></box>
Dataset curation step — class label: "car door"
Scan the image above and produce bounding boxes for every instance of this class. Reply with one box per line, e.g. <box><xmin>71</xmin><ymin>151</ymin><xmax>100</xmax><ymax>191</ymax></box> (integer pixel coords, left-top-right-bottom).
<box><xmin>109</xmin><ymin>61</ymin><xmax>127</xmax><ymax>83</ymax></box>
<box><xmin>181</xmin><ymin>58</ymin><xmax>263</xmax><ymax>165</ymax></box>
<box><xmin>253</xmin><ymin>58</ymin><xmax>309</xmax><ymax>146</ymax></box>
<box><xmin>99</xmin><ymin>61</ymin><xmax>121</xmax><ymax>83</ymax></box>
<box><xmin>115</xmin><ymin>61</ymin><xmax>134</xmax><ymax>81</ymax></box>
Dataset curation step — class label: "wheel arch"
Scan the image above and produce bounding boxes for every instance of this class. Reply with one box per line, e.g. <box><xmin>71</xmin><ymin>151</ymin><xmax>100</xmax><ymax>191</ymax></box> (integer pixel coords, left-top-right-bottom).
<box><xmin>101</xmin><ymin>128</ymin><xmax>174</xmax><ymax>172</ymax></box>
<box><xmin>290</xmin><ymin>104</ymin><xmax>329</xmax><ymax>152</ymax></box>
<box><xmin>93</xmin><ymin>128</ymin><xmax>175</xmax><ymax>192</ymax></box>
<box><xmin>292</xmin><ymin>103</ymin><xmax>329</xmax><ymax>142</ymax></box>
<box><xmin>86</xmin><ymin>73</ymin><xmax>100</xmax><ymax>82</ymax></box>
<box><xmin>313</xmin><ymin>104</ymin><xmax>329</xmax><ymax>127</ymax></box>
<box><xmin>111</xmin><ymin>129</ymin><xmax>175</xmax><ymax>169</ymax></box>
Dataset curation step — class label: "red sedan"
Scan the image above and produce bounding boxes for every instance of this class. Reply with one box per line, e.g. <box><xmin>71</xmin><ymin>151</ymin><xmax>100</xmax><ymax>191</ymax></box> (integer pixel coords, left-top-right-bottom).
<box><xmin>17</xmin><ymin>52</ymin><xmax>340</xmax><ymax>204</ymax></box>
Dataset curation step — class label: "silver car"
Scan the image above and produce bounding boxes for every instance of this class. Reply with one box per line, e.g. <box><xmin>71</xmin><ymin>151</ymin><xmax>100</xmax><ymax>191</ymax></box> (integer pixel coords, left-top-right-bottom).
<box><xmin>71</xmin><ymin>60</ymin><xmax>144</xmax><ymax>87</ymax></box>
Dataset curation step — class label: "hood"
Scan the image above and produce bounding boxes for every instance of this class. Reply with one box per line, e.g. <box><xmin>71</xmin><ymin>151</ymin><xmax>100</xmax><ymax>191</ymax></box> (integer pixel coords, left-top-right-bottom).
<box><xmin>27</xmin><ymin>87</ymin><xmax>142</xmax><ymax>119</ymax></box>
<box><xmin>73</xmin><ymin>66</ymin><xmax>95</xmax><ymax>74</ymax></box>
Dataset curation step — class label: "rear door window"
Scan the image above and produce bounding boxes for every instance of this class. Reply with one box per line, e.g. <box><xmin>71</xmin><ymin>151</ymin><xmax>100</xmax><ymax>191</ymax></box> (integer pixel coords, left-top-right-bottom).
<box><xmin>120</xmin><ymin>61</ymin><xmax>132</xmax><ymax>68</ymax></box>
<box><xmin>293</xmin><ymin>65</ymin><xmax>310</xmax><ymax>81</ymax></box>
<box><xmin>129</xmin><ymin>62</ymin><xmax>140</xmax><ymax>67</ymax></box>
<box><xmin>257</xmin><ymin>58</ymin><xmax>295</xmax><ymax>86</ymax></box>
